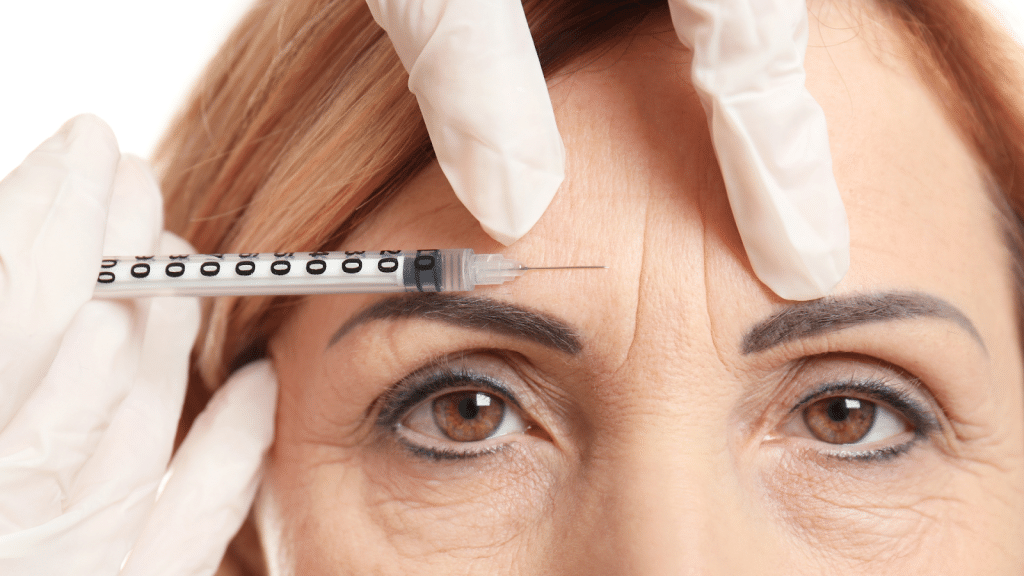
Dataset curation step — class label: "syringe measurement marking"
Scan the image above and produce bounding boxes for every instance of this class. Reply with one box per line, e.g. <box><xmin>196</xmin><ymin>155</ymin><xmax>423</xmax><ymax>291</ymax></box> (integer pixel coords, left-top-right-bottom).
<box><xmin>97</xmin><ymin>251</ymin><xmax>402</xmax><ymax>283</ymax></box>
<box><xmin>93</xmin><ymin>249</ymin><xmax>606</xmax><ymax>298</ymax></box>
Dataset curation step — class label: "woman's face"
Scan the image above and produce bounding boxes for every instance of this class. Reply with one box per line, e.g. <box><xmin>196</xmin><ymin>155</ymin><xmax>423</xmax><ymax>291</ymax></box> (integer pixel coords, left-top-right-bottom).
<box><xmin>263</xmin><ymin>5</ymin><xmax>1024</xmax><ymax>574</ymax></box>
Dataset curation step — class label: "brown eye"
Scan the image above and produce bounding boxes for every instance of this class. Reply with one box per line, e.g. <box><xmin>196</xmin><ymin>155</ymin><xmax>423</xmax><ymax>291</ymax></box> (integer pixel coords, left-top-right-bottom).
<box><xmin>803</xmin><ymin>397</ymin><xmax>877</xmax><ymax>444</ymax></box>
<box><xmin>431</xmin><ymin>391</ymin><xmax>506</xmax><ymax>442</ymax></box>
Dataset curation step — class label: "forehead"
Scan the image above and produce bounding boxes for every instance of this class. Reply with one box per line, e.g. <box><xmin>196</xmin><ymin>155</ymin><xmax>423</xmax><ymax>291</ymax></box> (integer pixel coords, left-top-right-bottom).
<box><xmin>323</xmin><ymin>3</ymin><xmax>1014</xmax><ymax>370</ymax></box>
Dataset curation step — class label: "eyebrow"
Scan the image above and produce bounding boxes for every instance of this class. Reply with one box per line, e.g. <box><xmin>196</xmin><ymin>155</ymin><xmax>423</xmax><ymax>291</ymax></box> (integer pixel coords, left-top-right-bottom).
<box><xmin>742</xmin><ymin>291</ymin><xmax>986</xmax><ymax>355</ymax></box>
<box><xmin>327</xmin><ymin>293</ymin><xmax>583</xmax><ymax>354</ymax></box>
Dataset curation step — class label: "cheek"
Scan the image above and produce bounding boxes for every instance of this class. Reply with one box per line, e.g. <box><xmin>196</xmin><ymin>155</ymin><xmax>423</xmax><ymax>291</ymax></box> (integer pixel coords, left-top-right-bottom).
<box><xmin>268</xmin><ymin>438</ymin><xmax>562</xmax><ymax>571</ymax></box>
<box><xmin>758</xmin><ymin>444</ymin><xmax>1011</xmax><ymax>570</ymax></box>
<box><xmin>363</xmin><ymin>445</ymin><xmax>557</xmax><ymax>540</ymax></box>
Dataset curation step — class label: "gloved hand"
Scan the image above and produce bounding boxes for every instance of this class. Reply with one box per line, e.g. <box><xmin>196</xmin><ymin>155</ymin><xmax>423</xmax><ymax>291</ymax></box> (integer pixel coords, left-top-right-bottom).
<box><xmin>667</xmin><ymin>0</ymin><xmax>849</xmax><ymax>301</ymax></box>
<box><xmin>364</xmin><ymin>0</ymin><xmax>565</xmax><ymax>246</ymax></box>
<box><xmin>366</xmin><ymin>0</ymin><xmax>849</xmax><ymax>301</ymax></box>
<box><xmin>0</xmin><ymin>115</ymin><xmax>277</xmax><ymax>575</ymax></box>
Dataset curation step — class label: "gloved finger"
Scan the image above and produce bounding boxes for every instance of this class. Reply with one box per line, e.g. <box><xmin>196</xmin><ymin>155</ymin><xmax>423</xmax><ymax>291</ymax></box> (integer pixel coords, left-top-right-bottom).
<box><xmin>366</xmin><ymin>0</ymin><xmax>564</xmax><ymax>245</ymax></box>
<box><xmin>0</xmin><ymin>157</ymin><xmax>168</xmax><ymax>531</ymax></box>
<box><xmin>0</xmin><ymin>114</ymin><xmax>120</xmax><ymax>430</ymax></box>
<box><xmin>667</xmin><ymin>0</ymin><xmax>849</xmax><ymax>300</ymax></box>
<box><xmin>0</xmin><ymin>298</ymin><xmax>141</xmax><ymax>532</ymax></box>
<box><xmin>102</xmin><ymin>154</ymin><xmax>164</xmax><ymax>256</ymax></box>
<box><xmin>0</xmin><ymin>232</ymin><xmax>198</xmax><ymax>572</ymax></box>
<box><xmin>120</xmin><ymin>360</ymin><xmax>277</xmax><ymax>576</ymax></box>
<box><xmin>72</xmin><ymin>233</ymin><xmax>199</xmax><ymax>501</ymax></box>
<box><xmin>67</xmin><ymin>232</ymin><xmax>199</xmax><ymax>571</ymax></box>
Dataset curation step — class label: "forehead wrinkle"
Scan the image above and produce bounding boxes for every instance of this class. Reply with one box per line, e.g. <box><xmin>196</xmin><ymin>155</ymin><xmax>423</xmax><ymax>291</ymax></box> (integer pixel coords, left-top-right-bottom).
<box><xmin>696</xmin><ymin>139</ymin><xmax>737</xmax><ymax>375</ymax></box>
<box><xmin>741</xmin><ymin>291</ymin><xmax>985</xmax><ymax>355</ymax></box>
<box><xmin>602</xmin><ymin>180</ymin><xmax>655</xmax><ymax>382</ymax></box>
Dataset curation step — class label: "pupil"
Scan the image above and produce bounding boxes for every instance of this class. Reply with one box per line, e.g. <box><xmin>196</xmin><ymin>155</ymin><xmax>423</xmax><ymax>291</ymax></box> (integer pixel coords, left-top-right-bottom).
<box><xmin>458</xmin><ymin>396</ymin><xmax>480</xmax><ymax>419</ymax></box>
<box><xmin>826</xmin><ymin>398</ymin><xmax>850</xmax><ymax>422</ymax></box>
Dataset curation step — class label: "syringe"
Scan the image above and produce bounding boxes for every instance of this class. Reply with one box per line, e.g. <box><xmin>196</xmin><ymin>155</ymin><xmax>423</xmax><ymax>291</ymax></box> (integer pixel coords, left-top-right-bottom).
<box><xmin>92</xmin><ymin>249</ymin><xmax>604</xmax><ymax>298</ymax></box>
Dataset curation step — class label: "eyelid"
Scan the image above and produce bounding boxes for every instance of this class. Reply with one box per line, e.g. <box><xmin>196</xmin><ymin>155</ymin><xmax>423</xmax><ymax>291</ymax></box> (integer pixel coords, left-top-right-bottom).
<box><xmin>786</xmin><ymin>376</ymin><xmax>943</xmax><ymax>454</ymax></box>
<box><xmin>789</xmin><ymin>377</ymin><xmax>941</xmax><ymax>436</ymax></box>
<box><xmin>375</xmin><ymin>362</ymin><xmax>525</xmax><ymax>430</ymax></box>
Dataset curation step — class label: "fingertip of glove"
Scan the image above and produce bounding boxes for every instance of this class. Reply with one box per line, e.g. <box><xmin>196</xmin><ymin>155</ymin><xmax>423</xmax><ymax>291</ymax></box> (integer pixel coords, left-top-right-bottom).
<box><xmin>103</xmin><ymin>155</ymin><xmax>165</xmax><ymax>255</ymax></box>
<box><xmin>157</xmin><ymin>230</ymin><xmax>197</xmax><ymax>256</ymax></box>
<box><xmin>232</xmin><ymin>360</ymin><xmax>279</xmax><ymax>416</ymax></box>
<box><xmin>213</xmin><ymin>360</ymin><xmax>278</xmax><ymax>444</ymax></box>
<box><xmin>759</xmin><ymin>249</ymin><xmax>850</xmax><ymax>301</ymax></box>
<box><xmin>31</xmin><ymin>114</ymin><xmax>122</xmax><ymax>203</ymax></box>
<box><xmin>63</xmin><ymin>113</ymin><xmax>118</xmax><ymax>146</ymax></box>
<box><xmin>114</xmin><ymin>154</ymin><xmax>161</xmax><ymax>206</ymax></box>
<box><xmin>476</xmin><ymin>188</ymin><xmax>560</xmax><ymax>246</ymax></box>
<box><xmin>57</xmin><ymin>114</ymin><xmax>120</xmax><ymax>170</ymax></box>
<box><xmin>765</xmin><ymin>274</ymin><xmax>837</xmax><ymax>301</ymax></box>
<box><xmin>6</xmin><ymin>114</ymin><xmax>121</xmax><ymax>199</ymax></box>
<box><xmin>122</xmin><ymin>361</ymin><xmax>278</xmax><ymax>576</ymax></box>
<box><xmin>465</xmin><ymin>168</ymin><xmax>564</xmax><ymax>247</ymax></box>
<box><xmin>480</xmin><ymin>222</ymin><xmax>519</xmax><ymax>246</ymax></box>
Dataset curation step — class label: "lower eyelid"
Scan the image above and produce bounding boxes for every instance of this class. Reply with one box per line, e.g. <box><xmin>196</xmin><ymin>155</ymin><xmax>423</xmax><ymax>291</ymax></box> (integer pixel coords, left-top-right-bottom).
<box><xmin>395</xmin><ymin>435</ymin><xmax>510</xmax><ymax>461</ymax></box>
<box><xmin>820</xmin><ymin>436</ymin><xmax>920</xmax><ymax>463</ymax></box>
<box><xmin>394</xmin><ymin>421</ymin><xmax>527</xmax><ymax>461</ymax></box>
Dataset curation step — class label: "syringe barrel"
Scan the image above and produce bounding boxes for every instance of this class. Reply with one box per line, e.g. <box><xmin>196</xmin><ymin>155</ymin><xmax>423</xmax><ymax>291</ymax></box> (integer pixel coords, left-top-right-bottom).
<box><xmin>92</xmin><ymin>249</ymin><xmax>475</xmax><ymax>298</ymax></box>
<box><xmin>400</xmin><ymin>249</ymin><xmax>474</xmax><ymax>292</ymax></box>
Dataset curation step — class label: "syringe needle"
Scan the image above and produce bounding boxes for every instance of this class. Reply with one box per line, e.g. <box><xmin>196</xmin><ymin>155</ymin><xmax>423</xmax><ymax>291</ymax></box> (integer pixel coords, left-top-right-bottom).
<box><xmin>520</xmin><ymin>265</ymin><xmax>608</xmax><ymax>270</ymax></box>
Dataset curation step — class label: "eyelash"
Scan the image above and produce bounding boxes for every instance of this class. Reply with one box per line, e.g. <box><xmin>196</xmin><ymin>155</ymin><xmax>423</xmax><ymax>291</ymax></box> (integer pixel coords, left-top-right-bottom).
<box><xmin>787</xmin><ymin>378</ymin><xmax>940</xmax><ymax>462</ymax></box>
<box><xmin>376</xmin><ymin>367</ymin><xmax>525</xmax><ymax>461</ymax></box>
<box><xmin>378</xmin><ymin>368</ymin><xmax>941</xmax><ymax>464</ymax></box>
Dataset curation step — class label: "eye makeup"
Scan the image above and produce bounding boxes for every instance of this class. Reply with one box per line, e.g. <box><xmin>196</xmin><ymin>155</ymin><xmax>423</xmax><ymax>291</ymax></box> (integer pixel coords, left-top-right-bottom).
<box><xmin>376</xmin><ymin>365</ymin><xmax>524</xmax><ymax>428</ymax></box>
<box><xmin>395</xmin><ymin>436</ymin><xmax>511</xmax><ymax>461</ymax></box>
<box><xmin>787</xmin><ymin>377</ymin><xmax>942</xmax><ymax>462</ymax></box>
<box><xmin>374</xmin><ymin>355</ymin><xmax>945</xmax><ymax>466</ymax></box>
<box><xmin>375</xmin><ymin>362</ymin><xmax>529</xmax><ymax>460</ymax></box>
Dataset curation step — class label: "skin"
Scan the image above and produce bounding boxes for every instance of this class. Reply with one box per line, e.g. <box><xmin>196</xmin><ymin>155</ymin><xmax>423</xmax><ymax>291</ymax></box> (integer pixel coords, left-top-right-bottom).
<box><xmin>259</xmin><ymin>3</ymin><xmax>1024</xmax><ymax>574</ymax></box>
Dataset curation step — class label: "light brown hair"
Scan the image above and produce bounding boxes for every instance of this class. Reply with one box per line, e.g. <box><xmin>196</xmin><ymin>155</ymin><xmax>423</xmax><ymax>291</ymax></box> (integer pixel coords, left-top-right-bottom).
<box><xmin>153</xmin><ymin>0</ymin><xmax>1024</xmax><ymax>572</ymax></box>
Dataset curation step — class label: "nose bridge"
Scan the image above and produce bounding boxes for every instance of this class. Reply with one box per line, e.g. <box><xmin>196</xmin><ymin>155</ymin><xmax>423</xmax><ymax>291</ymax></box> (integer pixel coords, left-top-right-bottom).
<box><xmin>596</xmin><ymin>413</ymin><xmax>744</xmax><ymax>575</ymax></box>
<box><xmin>546</xmin><ymin>406</ymin><xmax>775</xmax><ymax>576</ymax></box>
<box><xmin>556</xmin><ymin>332</ymin><xmax>780</xmax><ymax>575</ymax></box>
<box><xmin>546</xmin><ymin>180</ymin><xmax>780</xmax><ymax>573</ymax></box>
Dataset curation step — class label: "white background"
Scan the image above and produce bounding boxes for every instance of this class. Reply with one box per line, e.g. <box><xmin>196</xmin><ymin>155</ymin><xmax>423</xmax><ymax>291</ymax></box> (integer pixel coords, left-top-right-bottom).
<box><xmin>1</xmin><ymin>0</ymin><xmax>1023</xmax><ymax>179</ymax></box>
<box><xmin>0</xmin><ymin>0</ymin><xmax>253</xmax><ymax>177</ymax></box>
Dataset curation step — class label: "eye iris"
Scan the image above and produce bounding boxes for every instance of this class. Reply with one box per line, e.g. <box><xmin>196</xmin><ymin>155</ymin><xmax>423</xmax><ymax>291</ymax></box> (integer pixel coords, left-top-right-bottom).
<box><xmin>432</xmin><ymin>391</ymin><xmax>505</xmax><ymax>442</ymax></box>
<box><xmin>803</xmin><ymin>397</ymin><xmax>877</xmax><ymax>444</ymax></box>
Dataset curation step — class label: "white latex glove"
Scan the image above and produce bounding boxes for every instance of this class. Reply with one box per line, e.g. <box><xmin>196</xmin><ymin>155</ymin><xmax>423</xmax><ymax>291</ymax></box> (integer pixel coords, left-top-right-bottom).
<box><xmin>368</xmin><ymin>0</ymin><xmax>849</xmax><ymax>301</ymax></box>
<box><xmin>667</xmin><ymin>0</ymin><xmax>849</xmax><ymax>300</ymax></box>
<box><xmin>0</xmin><ymin>115</ymin><xmax>277</xmax><ymax>575</ymax></box>
<box><xmin>364</xmin><ymin>0</ymin><xmax>565</xmax><ymax>246</ymax></box>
